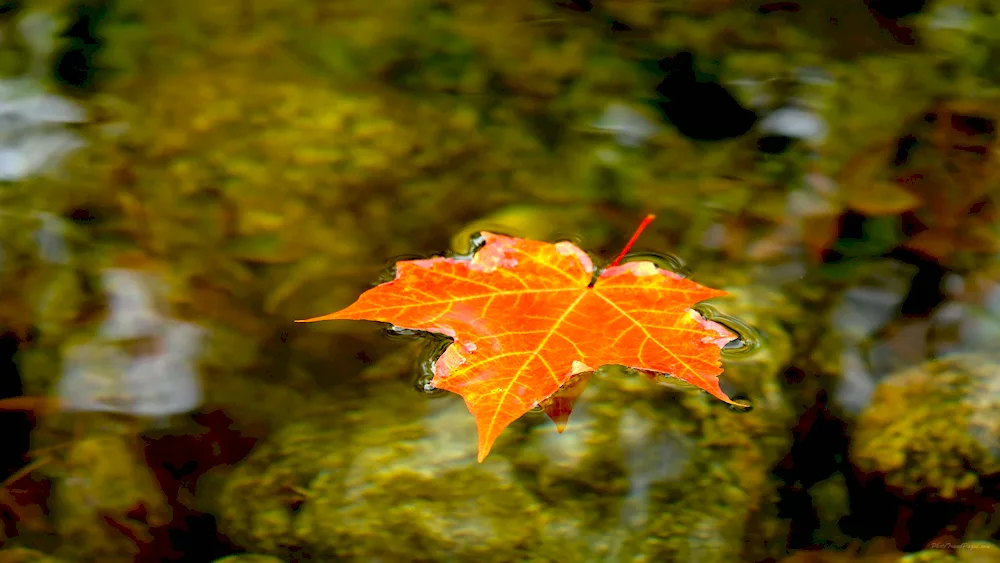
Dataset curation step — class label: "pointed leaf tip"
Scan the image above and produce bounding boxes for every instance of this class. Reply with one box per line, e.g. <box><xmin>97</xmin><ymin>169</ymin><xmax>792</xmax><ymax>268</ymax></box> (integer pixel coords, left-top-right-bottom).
<box><xmin>294</xmin><ymin>312</ymin><xmax>343</xmax><ymax>323</ymax></box>
<box><xmin>541</xmin><ymin>370</ymin><xmax>593</xmax><ymax>434</ymax></box>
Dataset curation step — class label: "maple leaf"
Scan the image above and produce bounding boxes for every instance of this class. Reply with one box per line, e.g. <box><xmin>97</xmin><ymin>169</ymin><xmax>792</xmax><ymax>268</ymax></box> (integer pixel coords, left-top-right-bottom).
<box><xmin>297</xmin><ymin>216</ymin><xmax>739</xmax><ymax>461</ymax></box>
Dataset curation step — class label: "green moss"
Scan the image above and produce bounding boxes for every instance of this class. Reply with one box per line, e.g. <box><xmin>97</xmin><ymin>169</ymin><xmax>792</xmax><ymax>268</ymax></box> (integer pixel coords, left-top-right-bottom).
<box><xmin>852</xmin><ymin>353</ymin><xmax>1000</xmax><ymax>498</ymax></box>
<box><xmin>50</xmin><ymin>426</ymin><xmax>169</xmax><ymax>563</ymax></box>
<box><xmin>217</xmin><ymin>384</ymin><xmax>544</xmax><ymax>561</ymax></box>
<box><xmin>809</xmin><ymin>473</ymin><xmax>852</xmax><ymax>548</ymax></box>
<box><xmin>319</xmin><ymin>467</ymin><xmax>542</xmax><ymax>562</ymax></box>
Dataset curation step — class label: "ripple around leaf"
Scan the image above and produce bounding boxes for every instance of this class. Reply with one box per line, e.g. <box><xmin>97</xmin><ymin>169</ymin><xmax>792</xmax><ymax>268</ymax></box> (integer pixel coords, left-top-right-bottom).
<box><xmin>727</xmin><ymin>395</ymin><xmax>754</xmax><ymax>413</ymax></box>
<box><xmin>692</xmin><ymin>304</ymin><xmax>761</xmax><ymax>358</ymax></box>
<box><xmin>412</xmin><ymin>336</ymin><xmax>452</xmax><ymax>398</ymax></box>
<box><xmin>377</xmin><ymin>254</ymin><xmax>428</xmax><ymax>284</ymax></box>
<box><xmin>383</xmin><ymin>325</ymin><xmax>424</xmax><ymax>341</ymax></box>
<box><xmin>452</xmin><ymin>232</ymin><xmax>488</xmax><ymax>261</ymax></box>
<box><xmin>618</xmin><ymin>251</ymin><xmax>691</xmax><ymax>278</ymax></box>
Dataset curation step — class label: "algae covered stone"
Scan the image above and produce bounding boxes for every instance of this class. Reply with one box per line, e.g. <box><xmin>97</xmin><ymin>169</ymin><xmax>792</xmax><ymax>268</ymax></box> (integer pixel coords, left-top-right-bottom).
<box><xmin>218</xmin><ymin>384</ymin><xmax>541</xmax><ymax>562</ymax></box>
<box><xmin>852</xmin><ymin>353</ymin><xmax>1000</xmax><ymax>498</ymax></box>
<box><xmin>634</xmin><ymin>387</ymin><xmax>792</xmax><ymax>563</ymax></box>
<box><xmin>215</xmin><ymin>411</ymin><xmax>353</xmax><ymax>556</ymax></box>
<box><xmin>51</xmin><ymin>426</ymin><xmax>170</xmax><ymax>563</ymax></box>
<box><xmin>296</xmin><ymin>398</ymin><xmax>543</xmax><ymax>563</ymax></box>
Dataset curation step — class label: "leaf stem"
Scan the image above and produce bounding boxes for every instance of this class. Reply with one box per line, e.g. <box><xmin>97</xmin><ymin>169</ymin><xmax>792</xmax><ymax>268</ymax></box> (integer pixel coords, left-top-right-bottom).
<box><xmin>609</xmin><ymin>214</ymin><xmax>656</xmax><ymax>268</ymax></box>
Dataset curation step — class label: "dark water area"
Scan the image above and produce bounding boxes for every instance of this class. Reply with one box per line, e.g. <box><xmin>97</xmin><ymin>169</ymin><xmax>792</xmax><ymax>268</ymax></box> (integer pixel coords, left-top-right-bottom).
<box><xmin>0</xmin><ymin>1</ymin><xmax>996</xmax><ymax>562</ymax></box>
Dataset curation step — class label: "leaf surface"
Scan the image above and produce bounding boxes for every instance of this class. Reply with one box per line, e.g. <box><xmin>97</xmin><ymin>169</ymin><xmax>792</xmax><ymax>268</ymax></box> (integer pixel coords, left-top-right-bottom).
<box><xmin>298</xmin><ymin>231</ymin><xmax>737</xmax><ymax>461</ymax></box>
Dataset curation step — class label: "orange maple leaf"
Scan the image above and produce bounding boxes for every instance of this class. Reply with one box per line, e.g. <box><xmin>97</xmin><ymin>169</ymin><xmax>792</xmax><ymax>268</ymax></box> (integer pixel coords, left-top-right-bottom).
<box><xmin>297</xmin><ymin>216</ymin><xmax>738</xmax><ymax>461</ymax></box>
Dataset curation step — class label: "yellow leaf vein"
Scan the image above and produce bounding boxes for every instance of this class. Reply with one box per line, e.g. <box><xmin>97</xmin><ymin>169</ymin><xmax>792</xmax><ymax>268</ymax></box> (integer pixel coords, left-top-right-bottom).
<box><xmin>595</xmin><ymin>292</ymin><xmax>709</xmax><ymax>389</ymax></box>
<box><xmin>483</xmin><ymin>291</ymin><xmax>588</xmax><ymax>438</ymax></box>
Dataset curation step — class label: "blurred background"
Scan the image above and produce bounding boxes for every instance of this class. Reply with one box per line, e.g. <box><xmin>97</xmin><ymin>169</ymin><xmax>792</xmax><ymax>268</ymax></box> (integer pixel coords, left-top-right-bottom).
<box><xmin>0</xmin><ymin>0</ymin><xmax>997</xmax><ymax>562</ymax></box>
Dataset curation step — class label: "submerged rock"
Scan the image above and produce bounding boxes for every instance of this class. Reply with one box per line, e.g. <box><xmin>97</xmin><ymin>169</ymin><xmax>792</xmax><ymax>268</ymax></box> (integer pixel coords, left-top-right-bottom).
<box><xmin>51</xmin><ymin>429</ymin><xmax>170</xmax><ymax>563</ymax></box>
<box><xmin>852</xmin><ymin>353</ymin><xmax>1000</xmax><ymax>499</ymax></box>
<box><xmin>217</xmin><ymin>384</ymin><xmax>539</xmax><ymax>562</ymax></box>
<box><xmin>296</xmin><ymin>397</ymin><xmax>539</xmax><ymax>563</ymax></box>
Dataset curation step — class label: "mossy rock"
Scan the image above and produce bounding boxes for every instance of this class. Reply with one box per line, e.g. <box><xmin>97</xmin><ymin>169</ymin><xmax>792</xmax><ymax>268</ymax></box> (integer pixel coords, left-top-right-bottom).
<box><xmin>635</xmin><ymin>389</ymin><xmax>792</xmax><ymax>563</ymax></box>
<box><xmin>306</xmin><ymin>464</ymin><xmax>541</xmax><ymax>563</ymax></box>
<box><xmin>217</xmin><ymin>382</ymin><xmax>538</xmax><ymax>561</ymax></box>
<box><xmin>214</xmin><ymin>406</ymin><xmax>358</xmax><ymax>556</ymax></box>
<box><xmin>50</xmin><ymin>427</ymin><xmax>170</xmax><ymax>563</ymax></box>
<box><xmin>852</xmin><ymin>353</ymin><xmax>1000</xmax><ymax>499</ymax></box>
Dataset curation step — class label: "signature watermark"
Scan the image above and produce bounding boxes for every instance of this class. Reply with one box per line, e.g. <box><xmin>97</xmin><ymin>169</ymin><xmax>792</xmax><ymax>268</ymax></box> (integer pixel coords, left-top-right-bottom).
<box><xmin>928</xmin><ymin>542</ymin><xmax>992</xmax><ymax>550</ymax></box>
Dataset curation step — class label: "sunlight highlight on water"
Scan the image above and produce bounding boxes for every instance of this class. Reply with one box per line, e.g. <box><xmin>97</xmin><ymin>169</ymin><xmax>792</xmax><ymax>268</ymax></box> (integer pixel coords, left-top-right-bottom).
<box><xmin>727</xmin><ymin>395</ymin><xmax>754</xmax><ymax>413</ymax></box>
<box><xmin>691</xmin><ymin>303</ymin><xmax>761</xmax><ymax>358</ymax></box>
<box><xmin>616</xmin><ymin>250</ymin><xmax>692</xmax><ymax>278</ymax></box>
<box><xmin>412</xmin><ymin>337</ymin><xmax>451</xmax><ymax>398</ymax></box>
<box><xmin>376</xmin><ymin>253</ymin><xmax>427</xmax><ymax>284</ymax></box>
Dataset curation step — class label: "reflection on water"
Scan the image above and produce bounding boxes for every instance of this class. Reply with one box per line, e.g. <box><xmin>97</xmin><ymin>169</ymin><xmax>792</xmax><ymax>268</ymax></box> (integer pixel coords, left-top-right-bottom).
<box><xmin>0</xmin><ymin>78</ymin><xmax>86</xmax><ymax>181</ymax></box>
<box><xmin>57</xmin><ymin>269</ymin><xmax>204</xmax><ymax>419</ymax></box>
<box><xmin>617</xmin><ymin>407</ymin><xmax>692</xmax><ymax>529</ymax></box>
